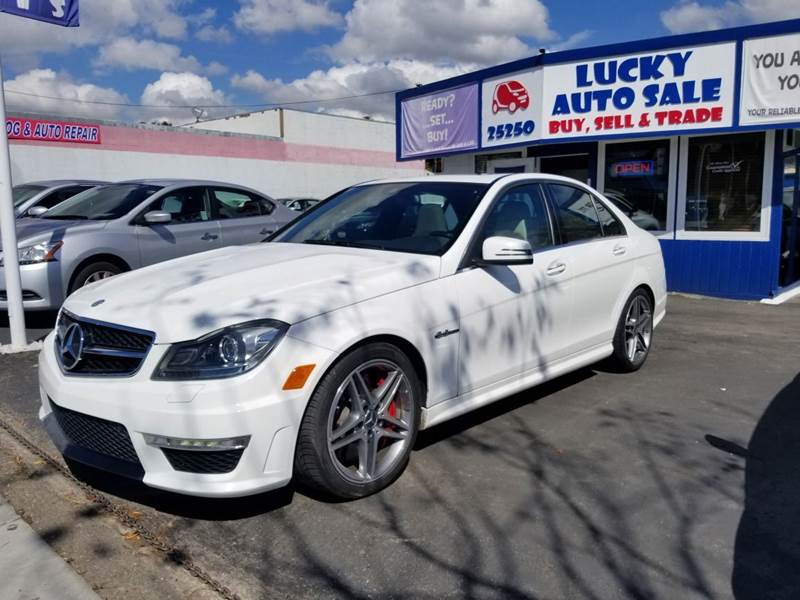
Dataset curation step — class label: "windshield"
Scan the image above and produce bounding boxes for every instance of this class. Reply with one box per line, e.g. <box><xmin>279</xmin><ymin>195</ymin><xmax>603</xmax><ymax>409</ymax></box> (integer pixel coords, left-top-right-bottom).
<box><xmin>13</xmin><ymin>184</ymin><xmax>47</xmax><ymax>207</ymax></box>
<box><xmin>42</xmin><ymin>184</ymin><xmax>163</xmax><ymax>220</ymax></box>
<box><xmin>273</xmin><ymin>182</ymin><xmax>490</xmax><ymax>255</ymax></box>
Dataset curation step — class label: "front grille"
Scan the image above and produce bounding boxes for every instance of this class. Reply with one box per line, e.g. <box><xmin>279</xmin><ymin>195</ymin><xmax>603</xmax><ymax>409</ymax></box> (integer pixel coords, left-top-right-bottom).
<box><xmin>50</xmin><ymin>399</ymin><xmax>141</xmax><ymax>465</ymax></box>
<box><xmin>56</xmin><ymin>311</ymin><xmax>155</xmax><ymax>376</ymax></box>
<box><xmin>162</xmin><ymin>448</ymin><xmax>244</xmax><ymax>474</ymax></box>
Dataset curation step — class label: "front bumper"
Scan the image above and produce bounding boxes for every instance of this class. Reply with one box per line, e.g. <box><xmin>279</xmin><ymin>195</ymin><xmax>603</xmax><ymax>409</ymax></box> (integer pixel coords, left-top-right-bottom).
<box><xmin>38</xmin><ymin>330</ymin><xmax>333</xmax><ymax>497</ymax></box>
<box><xmin>0</xmin><ymin>262</ymin><xmax>64</xmax><ymax>311</ymax></box>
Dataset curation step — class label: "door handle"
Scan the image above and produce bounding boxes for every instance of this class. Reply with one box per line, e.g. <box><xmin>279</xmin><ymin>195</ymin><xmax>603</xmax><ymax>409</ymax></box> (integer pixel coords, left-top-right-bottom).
<box><xmin>612</xmin><ymin>244</ymin><xmax>627</xmax><ymax>256</ymax></box>
<box><xmin>201</xmin><ymin>232</ymin><xmax>218</xmax><ymax>241</ymax></box>
<box><xmin>260</xmin><ymin>228</ymin><xmax>274</xmax><ymax>236</ymax></box>
<box><xmin>546</xmin><ymin>262</ymin><xmax>566</xmax><ymax>276</ymax></box>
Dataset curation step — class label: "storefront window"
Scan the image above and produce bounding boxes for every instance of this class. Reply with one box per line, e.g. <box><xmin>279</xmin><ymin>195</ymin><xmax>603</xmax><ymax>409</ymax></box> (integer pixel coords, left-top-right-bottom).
<box><xmin>603</xmin><ymin>140</ymin><xmax>670</xmax><ymax>231</ymax></box>
<box><xmin>685</xmin><ymin>133</ymin><xmax>765</xmax><ymax>232</ymax></box>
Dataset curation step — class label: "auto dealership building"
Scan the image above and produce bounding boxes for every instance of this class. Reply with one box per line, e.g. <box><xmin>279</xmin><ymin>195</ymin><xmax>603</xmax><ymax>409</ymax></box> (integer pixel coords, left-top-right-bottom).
<box><xmin>396</xmin><ymin>19</ymin><xmax>800</xmax><ymax>301</ymax></box>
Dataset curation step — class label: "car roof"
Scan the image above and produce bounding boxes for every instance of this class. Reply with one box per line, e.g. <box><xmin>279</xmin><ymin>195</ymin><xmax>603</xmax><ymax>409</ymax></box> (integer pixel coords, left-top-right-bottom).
<box><xmin>355</xmin><ymin>173</ymin><xmax>595</xmax><ymax>187</ymax></box>
<box><xmin>17</xmin><ymin>179</ymin><xmax>107</xmax><ymax>187</ymax></box>
<box><xmin>117</xmin><ymin>178</ymin><xmax>261</xmax><ymax>187</ymax></box>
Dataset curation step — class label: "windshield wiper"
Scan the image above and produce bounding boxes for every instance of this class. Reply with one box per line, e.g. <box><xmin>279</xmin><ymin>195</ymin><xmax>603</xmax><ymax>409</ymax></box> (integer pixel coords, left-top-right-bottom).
<box><xmin>303</xmin><ymin>239</ymin><xmax>386</xmax><ymax>250</ymax></box>
<box><xmin>41</xmin><ymin>215</ymin><xmax>89</xmax><ymax>220</ymax></box>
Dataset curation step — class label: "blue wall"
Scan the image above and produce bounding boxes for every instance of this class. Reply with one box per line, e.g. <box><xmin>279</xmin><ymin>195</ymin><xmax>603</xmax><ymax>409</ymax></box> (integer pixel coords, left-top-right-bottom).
<box><xmin>660</xmin><ymin>240</ymin><xmax>777</xmax><ymax>300</ymax></box>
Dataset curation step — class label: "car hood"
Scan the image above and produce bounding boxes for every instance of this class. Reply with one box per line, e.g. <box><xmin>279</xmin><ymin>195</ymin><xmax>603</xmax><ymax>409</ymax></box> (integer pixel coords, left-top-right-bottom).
<box><xmin>2</xmin><ymin>218</ymin><xmax>107</xmax><ymax>247</ymax></box>
<box><xmin>64</xmin><ymin>242</ymin><xmax>442</xmax><ymax>343</ymax></box>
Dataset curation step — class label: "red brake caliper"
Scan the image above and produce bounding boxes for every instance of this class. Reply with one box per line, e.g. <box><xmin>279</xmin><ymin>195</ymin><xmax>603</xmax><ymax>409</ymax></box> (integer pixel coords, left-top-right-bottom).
<box><xmin>378</xmin><ymin>377</ymin><xmax>398</xmax><ymax>418</ymax></box>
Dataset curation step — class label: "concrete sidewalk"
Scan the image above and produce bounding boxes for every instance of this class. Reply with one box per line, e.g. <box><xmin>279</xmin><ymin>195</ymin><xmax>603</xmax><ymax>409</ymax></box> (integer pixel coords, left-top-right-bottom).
<box><xmin>0</xmin><ymin>494</ymin><xmax>99</xmax><ymax>600</ymax></box>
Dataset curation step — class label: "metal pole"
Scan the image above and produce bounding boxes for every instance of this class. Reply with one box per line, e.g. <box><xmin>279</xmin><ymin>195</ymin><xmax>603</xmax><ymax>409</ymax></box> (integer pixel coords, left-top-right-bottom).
<box><xmin>0</xmin><ymin>57</ymin><xmax>27</xmax><ymax>347</ymax></box>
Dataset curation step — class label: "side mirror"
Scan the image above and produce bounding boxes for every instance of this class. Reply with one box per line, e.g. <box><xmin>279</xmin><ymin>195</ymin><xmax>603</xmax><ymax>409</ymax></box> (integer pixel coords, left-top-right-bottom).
<box><xmin>27</xmin><ymin>206</ymin><xmax>48</xmax><ymax>217</ymax></box>
<box><xmin>479</xmin><ymin>236</ymin><xmax>533</xmax><ymax>266</ymax></box>
<box><xmin>144</xmin><ymin>210</ymin><xmax>172</xmax><ymax>224</ymax></box>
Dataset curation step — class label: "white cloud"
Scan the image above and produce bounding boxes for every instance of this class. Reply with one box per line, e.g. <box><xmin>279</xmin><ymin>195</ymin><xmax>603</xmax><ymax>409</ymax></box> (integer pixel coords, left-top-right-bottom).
<box><xmin>661</xmin><ymin>0</ymin><xmax>800</xmax><ymax>33</ymax></box>
<box><xmin>141</xmin><ymin>72</ymin><xmax>229</xmax><ymax>122</ymax></box>
<box><xmin>187</xmin><ymin>7</ymin><xmax>217</xmax><ymax>26</ymax></box>
<box><xmin>328</xmin><ymin>0</ymin><xmax>555</xmax><ymax>66</ymax></box>
<box><xmin>196</xmin><ymin>25</ymin><xmax>234</xmax><ymax>43</ymax></box>
<box><xmin>234</xmin><ymin>0</ymin><xmax>343</xmax><ymax>34</ymax></box>
<box><xmin>3</xmin><ymin>69</ymin><xmax>127</xmax><ymax>120</ymax></box>
<box><xmin>232</xmin><ymin>60</ymin><xmax>471</xmax><ymax>120</ymax></box>
<box><xmin>93</xmin><ymin>38</ymin><xmax>214</xmax><ymax>74</ymax></box>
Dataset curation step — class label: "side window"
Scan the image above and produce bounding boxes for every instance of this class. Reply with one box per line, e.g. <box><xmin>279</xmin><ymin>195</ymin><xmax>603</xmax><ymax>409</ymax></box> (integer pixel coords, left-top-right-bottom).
<box><xmin>149</xmin><ymin>187</ymin><xmax>210</xmax><ymax>223</ymax></box>
<box><xmin>479</xmin><ymin>184</ymin><xmax>554</xmax><ymax>250</ymax></box>
<box><xmin>260</xmin><ymin>197</ymin><xmax>275</xmax><ymax>215</ymax></box>
<box><xmin>593</xmin><ymin>195</ymin><xmax>626</xmax><ymax>237</ymax></box>
<box><xmin>39</xmin><ymin>185</ymin><xmax>91</xmax><ymax>209</ymax></box>
<box><xmin>210</xmin><ymin>188</ymin><xmax>271</xmax><ymax>219</ymax></box>
<box><xmin>547</xmin><ymin>184</ymin><xmax>603</xmax><ymax>244</ymax></box>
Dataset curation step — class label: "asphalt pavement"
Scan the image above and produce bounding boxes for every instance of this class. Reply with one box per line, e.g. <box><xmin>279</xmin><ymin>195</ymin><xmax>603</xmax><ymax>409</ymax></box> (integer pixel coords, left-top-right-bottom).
<box><xmin>0</xmin><ymin>294</ymin><xmax>799</xmax><ymax>599</ymax></box>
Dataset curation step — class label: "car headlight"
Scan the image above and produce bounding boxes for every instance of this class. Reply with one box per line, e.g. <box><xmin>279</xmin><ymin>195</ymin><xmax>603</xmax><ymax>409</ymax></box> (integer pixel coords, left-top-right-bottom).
<box><xmin>153</xmin><ymin>319</ymin><xmax>289</xmax><ymax>380</ymax></box>
<box><xmin>0</xmin><ymin>240</ymin><xmax>63</xmax><ymax>266</ymax></box>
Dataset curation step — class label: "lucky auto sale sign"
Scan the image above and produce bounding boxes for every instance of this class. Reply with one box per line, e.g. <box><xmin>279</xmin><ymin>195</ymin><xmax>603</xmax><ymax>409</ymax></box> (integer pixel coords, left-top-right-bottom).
<box><xmin>540</xmin><ymin>43</ymin><xmax>736</xmax><ymax>140</ymax></box>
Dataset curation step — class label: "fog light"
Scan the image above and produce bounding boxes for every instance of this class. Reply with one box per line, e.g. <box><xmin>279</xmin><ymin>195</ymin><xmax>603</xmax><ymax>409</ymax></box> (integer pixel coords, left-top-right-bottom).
<box><xmin>143</xmin><ymin>434</ymin><xmax>250</xmax><ymax>451</ymax></box>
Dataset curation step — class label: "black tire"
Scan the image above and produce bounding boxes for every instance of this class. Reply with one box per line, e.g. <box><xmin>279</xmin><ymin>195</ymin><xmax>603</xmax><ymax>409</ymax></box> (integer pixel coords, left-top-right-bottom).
<box><xmin>294</xmin><ymin>342</ymin><xmax>422</xmax><ymax>500</ymax></box>
<box><xmin>68</xmin><ymin>261</ymin><xmax>122</xmax><ymax>295</ymax></box>
<box><xmin>610</xmin><ymin>288</ymin><xmax>654</xmax><ymax>372</ymax></box>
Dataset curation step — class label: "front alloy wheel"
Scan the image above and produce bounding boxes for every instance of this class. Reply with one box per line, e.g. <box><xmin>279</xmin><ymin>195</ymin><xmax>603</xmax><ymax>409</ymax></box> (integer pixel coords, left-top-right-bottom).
<box><xmin>295</xmin><ymin>343</ymin><xmax>421</xmax><ymax>499</ymax></box>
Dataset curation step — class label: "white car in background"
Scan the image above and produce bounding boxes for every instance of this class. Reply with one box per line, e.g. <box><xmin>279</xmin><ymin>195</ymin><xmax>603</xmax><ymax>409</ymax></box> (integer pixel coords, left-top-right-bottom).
<box><xmin>38</xmin><ymin>174</ymin><xmax>666</xmax><ymax>500</ymax></box>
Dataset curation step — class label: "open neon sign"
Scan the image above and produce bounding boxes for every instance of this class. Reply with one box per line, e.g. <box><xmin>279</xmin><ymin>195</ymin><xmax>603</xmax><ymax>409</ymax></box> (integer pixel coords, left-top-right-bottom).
<box><xmin>612</xmin><ymin>160</ymin><xmax>655</xmax><ymax>177</ymax></box>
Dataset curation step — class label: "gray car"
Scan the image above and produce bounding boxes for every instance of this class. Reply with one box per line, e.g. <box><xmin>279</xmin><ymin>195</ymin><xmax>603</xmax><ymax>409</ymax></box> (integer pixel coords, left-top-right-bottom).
<box><xmin>0</xmin><ymin>179</ymin><xmax>295</xmax><ymax>311</ymax></box>
<box><xmin>13</xmin><ymin>180</ymin><xmax>106</xmax><ymax>218</ymax></box>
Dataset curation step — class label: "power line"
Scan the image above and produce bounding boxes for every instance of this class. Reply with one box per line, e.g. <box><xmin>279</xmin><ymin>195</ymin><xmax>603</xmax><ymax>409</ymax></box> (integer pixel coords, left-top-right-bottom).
<box><xmin>1</xmin><ymin>86</ymin><xmax>404</xmax><ymax>110</ymax></box>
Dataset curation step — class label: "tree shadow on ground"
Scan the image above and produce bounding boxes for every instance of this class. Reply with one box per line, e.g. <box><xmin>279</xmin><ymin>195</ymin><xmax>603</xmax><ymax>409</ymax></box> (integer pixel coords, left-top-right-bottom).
<box><xmin>415</xmin><ymin>367</ymin><xmax>596</xmax><ymax>450</ymax></box>
<box><xmin>732</xmin><ymin>373</ymin><xmax>800</xmax><ymax>600</ymax></box>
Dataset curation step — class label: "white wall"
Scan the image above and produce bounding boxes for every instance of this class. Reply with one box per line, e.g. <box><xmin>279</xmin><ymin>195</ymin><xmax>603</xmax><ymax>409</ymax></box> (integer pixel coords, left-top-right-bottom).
<box><xmin>9</xmin><ymin>144</ymin><xmax>421</xmax><ymax>199</ymax></box>
<box><xmin>191</xmin><ymin>109</ymin><xmax>397</xmax><ymax>152</ymax></box>
<box><xmin>442</xmin><ymin>153</ymin><xmax>475</xmax><ymax>174</ymax></box>
<box><xmin>189</xmin><ymin>110</ymin><xmax>282</xmax><ymax>138</ymax></box>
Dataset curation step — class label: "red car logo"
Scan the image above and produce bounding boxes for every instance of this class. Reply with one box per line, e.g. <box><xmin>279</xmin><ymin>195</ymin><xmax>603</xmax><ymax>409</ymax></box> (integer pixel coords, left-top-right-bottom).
<box><xmin>492</xmin><ymin>80</ymin><xmax>530</xmax><ymax>114</ymax></box>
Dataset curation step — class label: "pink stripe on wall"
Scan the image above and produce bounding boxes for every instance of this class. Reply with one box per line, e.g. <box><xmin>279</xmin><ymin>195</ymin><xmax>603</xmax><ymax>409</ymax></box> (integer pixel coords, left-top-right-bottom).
<box><xmin>10</xmin><ymin>122</ymin><xmax>424</xmax><ymax>171</ymax></box>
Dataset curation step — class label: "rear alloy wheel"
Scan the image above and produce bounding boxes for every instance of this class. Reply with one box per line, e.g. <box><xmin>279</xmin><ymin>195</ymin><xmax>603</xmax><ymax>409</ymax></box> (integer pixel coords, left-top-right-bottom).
<box><xmin>294</xmin><ymin>343</ymin><xmax>421</xmax><ymax>499</ymax></box>
<box><xmin>69</xmin><ymin>261</ymin><xmax>122</xmax><ymax>294</ymax></box>
<box><xmin>611</xmin><ymin>289</ymin><xmax>653</xmax><ymax>372</ymax></box>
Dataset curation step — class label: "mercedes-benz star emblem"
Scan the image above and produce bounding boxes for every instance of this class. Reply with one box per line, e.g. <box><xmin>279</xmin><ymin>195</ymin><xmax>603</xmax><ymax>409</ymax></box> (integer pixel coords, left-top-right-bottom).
<box><xmin>60</xmin><ymin>323</ymin><xmax>85</xmax><ymax>371</ymax></box>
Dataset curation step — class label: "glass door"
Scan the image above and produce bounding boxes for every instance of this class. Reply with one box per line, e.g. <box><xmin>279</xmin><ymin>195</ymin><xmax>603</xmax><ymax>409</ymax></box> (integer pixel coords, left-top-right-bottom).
<box><xmin>781</xmin><ymin>152</ymin><xmax>800</xmax><ymax>288</ymax></box>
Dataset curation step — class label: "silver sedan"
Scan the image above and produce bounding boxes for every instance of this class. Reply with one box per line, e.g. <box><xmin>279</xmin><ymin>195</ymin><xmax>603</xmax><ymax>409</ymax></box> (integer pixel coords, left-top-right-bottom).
<box><xmin>0</xmin><ymin>179</ymin><xmax>296</xmax><ymax>311</ymax></box>
<box><xmin>13</xmin><ymin>180</ymin><xmax>106</xmax><ymax>218</ymax></box>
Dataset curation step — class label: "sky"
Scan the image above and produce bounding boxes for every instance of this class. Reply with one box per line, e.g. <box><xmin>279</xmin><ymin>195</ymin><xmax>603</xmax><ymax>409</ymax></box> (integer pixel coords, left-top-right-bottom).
<box><xmin>0</xmin><ymin>0</ymin><xmax>798</xmax><ymax>125</ymax></box>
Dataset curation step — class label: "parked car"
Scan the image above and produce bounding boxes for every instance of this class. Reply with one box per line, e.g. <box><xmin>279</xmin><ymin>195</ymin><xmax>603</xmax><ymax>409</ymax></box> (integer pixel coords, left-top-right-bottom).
<box><xmin>39</xmin><ymin>174</ymin><xmax>666</xmax><ymax>500</ymax></box>
<box><xmin>13</xmin><ymin>180</ymin><xmax>106</xmax><ymax>218</ymax></box>
<box><xmin>0</xmin><ymin>179</ymin><xmax>294</xmax><ymax>311</ymax></box>
<box><xmin>491</xmin><ymin>80</ymin><xmax>530</xmax><ymax>114</ymax></box>
<box><xmin>279</xmin><ymin>197</ymin><xmax>320</xmax><ymax>212</ymax></box>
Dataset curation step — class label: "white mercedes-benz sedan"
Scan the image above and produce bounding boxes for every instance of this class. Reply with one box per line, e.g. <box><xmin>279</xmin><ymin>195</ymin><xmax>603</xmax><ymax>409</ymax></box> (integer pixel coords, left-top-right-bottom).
<box><xmin>38</xmin><ymin>174</ymin><xmax>666</xmax><ymax>500</ymax></box>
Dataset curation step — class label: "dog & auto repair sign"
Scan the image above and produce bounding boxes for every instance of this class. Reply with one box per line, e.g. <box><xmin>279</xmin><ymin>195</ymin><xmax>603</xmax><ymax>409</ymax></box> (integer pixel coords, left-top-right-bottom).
<box><xmin>540</xmin><ymin>43</ymin><xmax>736</xmax><ymax>140</ymax></box>
<box><xmin>481</xmin><ymin>67</ymin><xmax>542</xmax><ymax>149</ymax></box>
